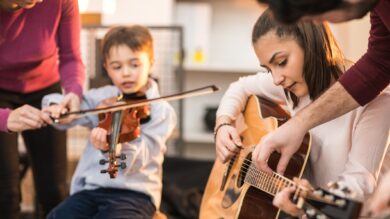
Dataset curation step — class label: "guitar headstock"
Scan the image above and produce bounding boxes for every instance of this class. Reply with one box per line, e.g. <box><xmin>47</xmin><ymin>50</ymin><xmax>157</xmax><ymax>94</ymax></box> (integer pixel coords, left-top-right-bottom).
<box><xmin>299</xmin><ymin>188</ymin><xmax>362</xmax><ymax>219</ymax></box>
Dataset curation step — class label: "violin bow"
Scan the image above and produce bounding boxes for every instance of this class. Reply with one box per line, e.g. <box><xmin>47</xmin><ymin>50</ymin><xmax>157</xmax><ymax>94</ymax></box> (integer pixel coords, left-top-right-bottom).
<box><xmin>54</xmin><ymin>85</ymin><xmax>219</xmax><ymax>123</ymax></box>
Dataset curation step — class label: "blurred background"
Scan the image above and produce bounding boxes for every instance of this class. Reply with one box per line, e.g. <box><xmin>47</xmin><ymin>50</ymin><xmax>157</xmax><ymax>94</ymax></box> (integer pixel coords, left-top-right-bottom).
<box><xmin>19</xmin><ymin>0</ymin><xmax>371</xmax><ymax>218</ymax></box>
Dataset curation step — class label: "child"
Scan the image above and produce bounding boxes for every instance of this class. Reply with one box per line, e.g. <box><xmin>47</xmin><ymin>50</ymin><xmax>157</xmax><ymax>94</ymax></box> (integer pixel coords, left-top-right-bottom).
<box><xmin>43</xmin><ymin>25</ymin><xmax>177</xmax><ymax>219</ymax></box>
<box><xmin>214</xmin><ymin>10</ymin><xmax>390</xmax><ymax>217</ymax></box>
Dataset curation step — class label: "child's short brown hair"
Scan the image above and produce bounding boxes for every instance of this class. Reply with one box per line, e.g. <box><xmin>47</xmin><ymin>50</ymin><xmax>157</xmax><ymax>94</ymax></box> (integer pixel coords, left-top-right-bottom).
<box><xmin>102</xmin><ymin>25</ymin><xmax>154</xmax><ymax>64</ymax></box>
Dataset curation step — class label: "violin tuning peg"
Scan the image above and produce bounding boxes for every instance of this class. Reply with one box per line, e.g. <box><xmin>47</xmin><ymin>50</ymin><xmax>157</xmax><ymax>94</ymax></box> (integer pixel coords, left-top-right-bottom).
<box><xmin>119</xmin><ymin>162</ymin><xmax>127</xmax><ymax>169</ymax></box>
<box><xmin>117</xmin><ymin>154</ymin><xmax>126</xmax><ymax>160</ymax></box>
<box><xmin>100</xmin><ymin>169</ymin><xmax>108</xmax><ymax>174</ymax></box>
<box><xmin>99</xmin><ymin>159</ymin><xmax>108</xmax><ymax>165</ymax></box>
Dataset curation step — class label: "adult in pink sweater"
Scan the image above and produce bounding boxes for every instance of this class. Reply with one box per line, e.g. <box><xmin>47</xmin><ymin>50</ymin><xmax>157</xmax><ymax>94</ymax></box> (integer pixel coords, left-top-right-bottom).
<box><xmin>0</xmin><ymin>0</ymin><xmax>85</xmax><ymax>218</ymax></box>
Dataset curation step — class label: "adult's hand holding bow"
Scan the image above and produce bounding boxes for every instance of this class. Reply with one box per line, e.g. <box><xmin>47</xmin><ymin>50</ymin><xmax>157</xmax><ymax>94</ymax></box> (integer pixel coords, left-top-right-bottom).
<box><xmin>7</xmin><ymin>105</ymin><xmax>52</xmax><ymax>132</ymax></box>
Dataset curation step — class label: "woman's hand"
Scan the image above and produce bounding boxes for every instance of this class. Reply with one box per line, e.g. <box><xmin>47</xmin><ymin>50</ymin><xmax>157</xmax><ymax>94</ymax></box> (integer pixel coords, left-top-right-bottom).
<box><xmin>7</xmin><ymin>105</ymin><xmax>52</xmax><ymax>132</ymax></box>
<box><xmin>215</xmin><ymin>116</ymin><xmax>242</xmax><ymax>163</ymax></box>
<box><xmin>251</xmin><ymin>117</ymin><xmax>307</xmax><ymax>175</ymax></box>
<box><xmin>273</xmin><ymin>177</ymin><xmax>313</xmax><ymax>217</ymax></box>
<box><xmin>90</xmin><ymin>127</ymin><xmax>109</xmax><ymax>151</ymax></box>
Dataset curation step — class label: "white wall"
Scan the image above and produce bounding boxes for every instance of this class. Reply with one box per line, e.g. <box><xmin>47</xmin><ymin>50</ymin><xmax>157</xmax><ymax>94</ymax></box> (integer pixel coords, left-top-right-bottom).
<box><xmin>79</xmin><ymin>0</ymin><xmax>174</xmax><ymax>25</ymax></box>
<box><xmin>330</xmin><ymin>15</ymin><xmax>370</xmax><ymax>62</ymax></box>
<box><xmin>174</xmin><ymin>0</ymin><xmax>264</xmax><ymax>71</ymax></box>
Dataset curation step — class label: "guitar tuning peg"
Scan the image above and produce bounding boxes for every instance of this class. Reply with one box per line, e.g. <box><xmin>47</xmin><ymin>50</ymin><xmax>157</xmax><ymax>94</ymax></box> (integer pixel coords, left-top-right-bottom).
<box><xmin>327</xmin><ymin>181</ymin><xmax>339</xmax><ymax>190</ymax></box>
<box><xmin>335</xmin><ymin>199</ymin><xmax>346</xmax><ymax>207</ymax></box>
<box><xmin>316</xmin><ymin>214</ymin><xmax>328</xmax><ymax>219</ymax></box>
<box><xmin>313</xmin><ymin>189</ymin><xmax>324</xmax><ymax>197</ymax></box>
<box><xmin>324</xmin><ymin>194</ymin><xmax>335</xmax><ymax>202</ymax></box>
<box><xmin>341</xmin><ymin>186</ymin><xmax>358</xmax><ymax>199</ymax></box>
<box><xmin>305</xmin><ymin>208</ymin><xmax>316</xmax><ymax>217</ymax></box>
<box><xmin>342</xmin><ymin>187</ymin><xmax>351</xmax><ymax>194</ymax></box>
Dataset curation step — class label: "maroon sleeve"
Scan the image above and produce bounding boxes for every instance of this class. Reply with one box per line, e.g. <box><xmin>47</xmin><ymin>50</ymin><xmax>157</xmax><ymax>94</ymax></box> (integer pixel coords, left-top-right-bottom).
<box><xmin>57</xmin><ymin>0</ymin><xmax>85</xmax><ymax>98</ymax></box>
<box><xmin>0</xmin><ymin>108</ymin><xmax>11</xmax><ymax>132</ymax></box>
<box><xmin>339</xmin><ymin>0</ymin><xmax>390</xmax><ymax>106</ymax></box>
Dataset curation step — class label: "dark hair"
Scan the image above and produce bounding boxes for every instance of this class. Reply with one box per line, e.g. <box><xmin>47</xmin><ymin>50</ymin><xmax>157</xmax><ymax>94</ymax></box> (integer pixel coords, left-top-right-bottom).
<box><xmin>102</xmin><ymin>25</ymin><xmax>154</xmax><ymax>64</ymax></box>
<box><xmin>252</xmin><ymin>9</ymin><xmax>344</xmax><ymax>107</ymax></box>
<box><xmin>257</xmin><ymin>0</ymin><xmax>377</xmax><ymax>24</ymax></box>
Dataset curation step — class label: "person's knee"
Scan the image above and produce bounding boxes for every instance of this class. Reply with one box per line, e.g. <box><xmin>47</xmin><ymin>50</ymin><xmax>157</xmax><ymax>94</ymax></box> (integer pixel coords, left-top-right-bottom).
<box><xmin>47</xmin><ymin>205</ymin><xmax>73</xmax><ymax>219</ymax></box>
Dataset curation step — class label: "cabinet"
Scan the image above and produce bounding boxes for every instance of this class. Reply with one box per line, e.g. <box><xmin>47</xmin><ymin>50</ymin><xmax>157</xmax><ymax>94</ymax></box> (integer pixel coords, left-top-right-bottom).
<box><xmin>174</xmin><ymin>0</ymin><xmax>265</xmax><ymax>158</ymax></box>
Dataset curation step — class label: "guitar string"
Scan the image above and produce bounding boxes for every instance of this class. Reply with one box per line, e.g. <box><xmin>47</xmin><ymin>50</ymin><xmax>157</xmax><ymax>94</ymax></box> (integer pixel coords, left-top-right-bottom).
<box><xmin>220</xmin><ymin>147</ymin><xmax>361</xmax><ymax>217</ymax></box>
<box><xmin>222</xmin><ymin>151</ymin><xmax>307</xmax><ymax>196</ymax></box>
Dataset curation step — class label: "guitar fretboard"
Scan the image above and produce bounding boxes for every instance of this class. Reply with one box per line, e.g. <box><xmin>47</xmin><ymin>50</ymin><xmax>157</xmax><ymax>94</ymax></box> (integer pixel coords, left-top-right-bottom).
<box><xmin>244</xmin><ymin>163</ymin><xmax>303</xmax><ymax>196</ymax></box>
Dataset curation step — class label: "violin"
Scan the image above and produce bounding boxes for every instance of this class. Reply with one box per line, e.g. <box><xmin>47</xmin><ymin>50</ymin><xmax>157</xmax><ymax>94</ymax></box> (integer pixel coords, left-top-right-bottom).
<box><xmin>54</xmin><ymin>85</ymin><xmax>219</xmax><ymax>178</ymax></box>
<box><xmin>98</xmin><ymin>93</ymin><xmax>150</xmax><ymax>178</ymax></box>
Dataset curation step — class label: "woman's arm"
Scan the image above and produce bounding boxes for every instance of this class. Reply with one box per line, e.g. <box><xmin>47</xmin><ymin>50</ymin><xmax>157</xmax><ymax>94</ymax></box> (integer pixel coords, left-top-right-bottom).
<box><xmin>215</xmin><ymin>72</ymin><xmax>287</xmax><ymax>162</ymax></box>
<box><xmin>216</xmin><ymin>72</ymin><xmax>286</xmax><ymax>122</ymax></box>
<box><xmin>57</xmin><ymin>0</ymin><xmax>85</xmax><ymax>98</ymax></box>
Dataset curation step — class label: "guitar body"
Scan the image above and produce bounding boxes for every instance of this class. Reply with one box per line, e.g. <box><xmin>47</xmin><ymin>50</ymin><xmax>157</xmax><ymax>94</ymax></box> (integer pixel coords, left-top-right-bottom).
<box><xmin>200</xmin><ymin>95</ymin><xmax>311</xmax><ymax>219</ymax></box>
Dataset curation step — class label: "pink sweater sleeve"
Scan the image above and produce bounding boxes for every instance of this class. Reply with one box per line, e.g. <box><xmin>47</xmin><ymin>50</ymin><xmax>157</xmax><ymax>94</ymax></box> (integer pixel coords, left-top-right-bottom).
<box><xmin>0</xmin><ymin>108</ymin><xmax>11</xmax><ymax>132</ymax></box>
<box><xmin>339</xmin><ymin>0</ymin><xmax>390</xmax><ymax>105</ymax></box>
<box><xmin>57</xmin><ymin>0</ymin><xmax>85</xmax><ymax>98</ymax></box>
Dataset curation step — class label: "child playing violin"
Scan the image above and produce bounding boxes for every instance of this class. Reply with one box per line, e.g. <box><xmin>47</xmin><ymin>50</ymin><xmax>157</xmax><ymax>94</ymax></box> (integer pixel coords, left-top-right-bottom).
<box><xmin>42</xmin><ymin>25</ymin><xmax>177</xmax><ymax>219</ymax></box>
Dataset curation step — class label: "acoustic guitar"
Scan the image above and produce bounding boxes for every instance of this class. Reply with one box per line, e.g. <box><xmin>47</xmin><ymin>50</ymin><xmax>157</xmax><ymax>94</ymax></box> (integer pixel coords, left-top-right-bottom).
<box><xmin>199</xmin><ymin>95</ymin><xmax>362</xmax><ymax>219</ymax></box>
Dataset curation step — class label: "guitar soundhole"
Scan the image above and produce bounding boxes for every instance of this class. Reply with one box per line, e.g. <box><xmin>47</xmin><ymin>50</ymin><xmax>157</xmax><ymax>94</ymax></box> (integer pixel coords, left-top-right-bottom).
<box><xmin>237</xmin><ymin>153</ymin><xmax>252</xmax><ymax>188</ymax></box>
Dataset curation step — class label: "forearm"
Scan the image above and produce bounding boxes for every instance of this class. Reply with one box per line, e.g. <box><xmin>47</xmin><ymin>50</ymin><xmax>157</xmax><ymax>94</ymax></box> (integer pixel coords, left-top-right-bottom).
<box><xmin>293</xmin><ymin>82</ymin><xmax>359</xmax><ymax>131</ymax></box>
<box><xmin>0</xmin><ymin>108</ymin><xmax>11</xmax><ymax>132</ymax></box>
<box><xmin>215</xmin><ymin>115</ymin><xmax>234</xmax><ymax>127</ymax></box>
<box><xmin>58</xmin><ymin>0</ymin><xmax>85</xmax><ymax>98</ymax></box>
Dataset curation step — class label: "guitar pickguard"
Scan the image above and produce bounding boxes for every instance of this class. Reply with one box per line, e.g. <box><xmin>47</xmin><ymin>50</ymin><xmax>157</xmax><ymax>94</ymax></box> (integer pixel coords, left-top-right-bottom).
<box><xmin>222</xmin><ymin>174</ymin><xmax>241</xmax><ymax>208</ymax></box>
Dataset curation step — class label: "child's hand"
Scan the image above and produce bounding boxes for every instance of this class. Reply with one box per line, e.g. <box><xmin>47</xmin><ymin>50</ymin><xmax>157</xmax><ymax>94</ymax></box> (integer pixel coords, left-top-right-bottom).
<box><xmin>90</xmin><ymin>127</ymin><xmax>109</xmax><ymax>151</ymax></box>
<box><xmin>215</xmin><ymin>119</ymin><xmax>242</xmax><ymax>163</ymax></box>
<box><xmin>42</xmin><ymin>104</ymin><xmax>68</xmax><ymax>124</ymax></box>
<box><xmin>41</xmin><ymin>92</ymin><xmax>79</xmax><ymax>124</ymax></box>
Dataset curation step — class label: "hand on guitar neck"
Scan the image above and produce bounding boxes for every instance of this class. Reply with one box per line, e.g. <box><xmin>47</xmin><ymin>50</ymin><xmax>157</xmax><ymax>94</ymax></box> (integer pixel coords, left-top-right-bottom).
<box><xmin>368</xmin><ymin>171</ymin><xmax>390</xmax><ymax>218</ymax></box>
<box><xmin>273</xmin><ymin>177</ymin><xmax>314</xmax><ymax>217</ymax></box>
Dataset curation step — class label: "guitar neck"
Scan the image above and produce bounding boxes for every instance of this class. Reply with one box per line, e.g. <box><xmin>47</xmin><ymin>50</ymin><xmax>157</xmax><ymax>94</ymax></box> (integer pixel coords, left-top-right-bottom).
<box><xmin>243</xmin><ymin>163</ymin><xmax>362</xmax><ymax>219</ymax></box>
<box><xmin>244</xmin><ymin>163</ymin><xmax>305</xmax><ymax>197</ymax></box>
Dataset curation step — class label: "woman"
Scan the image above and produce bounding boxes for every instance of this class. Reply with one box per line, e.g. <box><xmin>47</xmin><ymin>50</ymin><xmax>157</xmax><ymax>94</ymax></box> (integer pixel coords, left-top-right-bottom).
<box><xmin>0</xmin><ymin>0</ymin><xmax>85</xmax><ymax>218</ymax></box>
<box><xmin>214</xmin><ymin>9</ymin><xmax>390</xmax><ymax>217</ymax></box>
